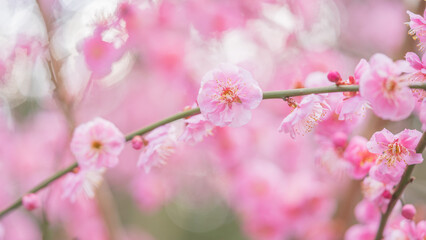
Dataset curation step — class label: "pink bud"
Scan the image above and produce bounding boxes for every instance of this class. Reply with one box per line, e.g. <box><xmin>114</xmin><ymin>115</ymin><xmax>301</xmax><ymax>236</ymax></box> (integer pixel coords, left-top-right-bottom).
<box><xmin>327</xmin><ymin>71</ymin><xmax>342</xmax><ymax>83</ymax></box>
<box><xmin>132</xmin><ymin>135</ymin><xmax>144</xmax><ymax>150</ymax></box>
<box><xmin>22</xmin><ymin>193</ymin><xmax>40</xmax><ymax>211</ymax></box>
<box><xmin>332</xmin><ymin>132</ymin><xmax>347</xmax><ymax>148</ymax></box>
<box><xmin>402</xmin><ymin>204</ymin><xmax>416</xmax><ymax>220</ymax></box>
<box><xmin>382</xmin><ymin>190</ymin><xmax>392</xmax><ymax>199</ymax></box>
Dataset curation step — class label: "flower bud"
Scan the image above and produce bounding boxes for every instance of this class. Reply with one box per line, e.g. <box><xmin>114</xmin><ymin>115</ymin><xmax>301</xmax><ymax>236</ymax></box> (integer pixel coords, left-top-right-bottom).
<box><xmin>132</xmin><ymin>135</ymin><xmax>144</xmax><ymax>150</ymax></box>
<box><xmin>327</xmin><ymin>71</ymin><xmax>342</xmax><ymax>83</ymax></box>
<box><xmin>401</xmin><ymin>204</ymin><xmax>416</xmax><ymax>220</ymax></box>
<box><xmin>22</xmin><ymin>193</ymin><xmax>40</xmax><ymax>211</ymax></box>
<box><xmin>382</xmin><ymin>190</ymin><xmax>392</xmax><ymax>199</ymax></box>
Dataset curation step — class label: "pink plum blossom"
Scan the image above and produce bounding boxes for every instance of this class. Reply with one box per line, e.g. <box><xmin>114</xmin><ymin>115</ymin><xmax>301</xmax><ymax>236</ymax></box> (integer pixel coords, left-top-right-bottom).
<box><xmin>385</xmin><ymin>220</ymin><xmax>426</xmax><ymax>240</ymax></box>
<box><xmin>405</xmin><ymin>52</ymin><xmax>426</xmax><ymax>99</ymax></box>
<box><xmin>361</xmin><ymin>176</ymin><xmax>394</xmax><ymax>211</ymax></box>
<box><xmin>344</xmin><ymin>224</ymin><xmax>376</xmax><ymax>240</ymax></box>
<box><xmin>62</xmin><ymin>167</ymin><xmax>105</xmax><ymax>202</ymax></box>
<box><xmin>343</xmin><ymin>136</ymin><xmax>377</xmax><ymax>180</ymax></box>
<box><xmin>81</xmin><ymin>29</ymin><xmax>123</xmax><ymax>79</ymax></box>
<box><xmin>71</xmin><ymin>118</ymin><xmax>125</xmax><ymax>169</ymax></box>
<box><xmin>361</xmin><ymin>177</ymin><xmax>386</xmax><ymax>201</ymax></box>
<box><xmin>367</xmin><ymin>128</ymin><xmax>423</xmax><ymax>185</ymax></box>
<box><xmin>137</xmin><ymin>124</ymin><xmax>179</xmax><ymax>173</ymax></box>
<box><xmin>335</xmin><ymin>59</ymin><xmax>370</xmax><ymax>121</ymax></box>
<box><xmin>359</xmin><ymin>53</ymin><xmax>415</xmax><ymax>121</ymax></box>
<box><xmin>407</xmin><ymin>10</ymin><xmax>426</xmax><ymax>49</ymax></box>
<box><xmin>179</xmin><ymin>114</ymin><xmax>215</xmax><ymax>143</ymax></box>
<box><xmin>355</xmin><ymin>200</ymin><xmax>380</xmax><ymax>224</ymax></box>
<box><xmin>278</xmin><ymin>94</ymin><xmax>330</xmax><ymax>138</ymax></box>
<box><xmin>197</xmin><ymin>64</ymin><xmax>263</xmax><ymax>127</ymax></box>
<box><xmin>22</xmin><ymin>193</ymin><xmax>41</xmax><ymax>211</ymax></box>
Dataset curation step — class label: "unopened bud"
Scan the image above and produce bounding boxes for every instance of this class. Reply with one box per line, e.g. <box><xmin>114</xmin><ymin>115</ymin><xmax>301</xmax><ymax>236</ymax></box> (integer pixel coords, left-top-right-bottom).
<box><xmin>132</xmin><ymin>135</ymin><xmax>144</xmax><ymax>150</ymax></box>
<box><xmin>382</xmin><ymin>190</ymin><xmax>392</xmax><ymax>199</ymax></box>
<box><xmin>22</xmin><ymin>193</ymin><xmax>41</xmax><ymax>211</ymax></box>
<box><xmin>401</xmin><ymin>204</ymin><xmax>416</xmax><ymax>220</ymax></box>
<box><xmin>327</xmin><ymin>71</ymin><xmax>342</xmax><ymax>83</ymax></box>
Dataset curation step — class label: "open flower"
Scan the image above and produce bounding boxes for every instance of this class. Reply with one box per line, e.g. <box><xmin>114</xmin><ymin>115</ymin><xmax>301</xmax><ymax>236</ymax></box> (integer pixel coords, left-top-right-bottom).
<box><xmin>343</xmin><ymin>136</ymin><xmax>376</xmax><ymax>180</ymax></box>
<box><xmin>62</xmin><ymin>167</ymin><xmax>105</xmax><ymax>202</ymax></box>
<box><xmin>137</xmin><ymin>124</ymin><xmax>179</xmax><ymax>173</ymax></box>
<box><xmin>179</xmin><ymin>114</ymin><xmax>215</xmax><ymax>143</ymax></box>
<box><xmin>278</xmin><ymin>94</ymin><xmax>330</xmax><ymax>138</ymax></box>
<box><xmin>335</xmin><ymin>59</ymin><xmax>370</xmax><ymax>121</ymax></box>
<box><xmin>197</xmin><ymin>64</ymin><xmax>263</xmax><ymax>127</ymax></box>
<box><xmin>367</xmin><ymin>128</ymin><xmax>423</xmax><ymax>184</ymax></box>
<box><xmin>359</xmin><ymin>53</ymin><xmax>415</xmax><ymax>121</ymax></box>
<box><xmin>407</xmin><ymin>10</ymin><xmax>426</xmax><ymax>50</ymax></box>
<box><xmin>81</xmin><ymin>29</ymin><xmax>123</xmax><ymax>79</ymax></box>
<box><xmin>405</xmin><ymin>52</ymin><xmax>426</xmax><ymax>101</ymax></box>
<box><xmin>71</xmin><ymin>118</ymin><xmax>125</xmax><ymax>168</ymax></box>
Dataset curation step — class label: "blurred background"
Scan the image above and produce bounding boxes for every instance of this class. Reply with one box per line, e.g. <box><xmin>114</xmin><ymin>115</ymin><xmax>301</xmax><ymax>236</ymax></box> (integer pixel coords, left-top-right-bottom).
<box><xmin>0</xmin><ymin>0</ymin><xmax>425</xmax><ymax>239</ymax></box>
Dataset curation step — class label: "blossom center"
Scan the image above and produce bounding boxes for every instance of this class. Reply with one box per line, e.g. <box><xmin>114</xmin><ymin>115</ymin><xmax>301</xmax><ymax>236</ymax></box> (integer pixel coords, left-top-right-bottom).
<box><xmin>92</xmin><ymin>140</ymin><xmax>103</xmax><ymax>150</ymax></box>
<box><xmin>378</xmin><ymin>140</ymin><xmax>408</xmax><ymax>167</ymax></box>
<box><xmin>220</xmin><ymin>87</ymin><xmax>241</xmax><ymax>105</ymax></box>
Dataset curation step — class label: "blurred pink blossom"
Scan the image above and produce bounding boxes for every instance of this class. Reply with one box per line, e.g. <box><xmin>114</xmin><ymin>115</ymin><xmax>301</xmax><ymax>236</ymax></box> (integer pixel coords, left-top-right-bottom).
<box><xmin>137</xmin><ymin>124</ymin><xmax>179</xmax><ymax>173</ymax></box>
<box><xmin>61</xmin><ymin>167</ymin><xmax>105</xmax><ymax>202</ymax></box>
<box><xmin>343</xmin><ymin>136</ymin><xmax>376</xmax><ymax>180</ymax></box>
<box><xmin>81</xmin><ymin>30</ymin><xmax>123</xmax><ymax>79</ymax></box>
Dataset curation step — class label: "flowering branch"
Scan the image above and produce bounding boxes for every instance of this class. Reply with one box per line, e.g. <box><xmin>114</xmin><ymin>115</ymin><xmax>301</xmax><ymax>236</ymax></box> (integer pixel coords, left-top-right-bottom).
<box><xmin>0</xmin><ymin>83</ymin><xmax>425</xmax><ymax>219</ymax></box>
<box><xmin>374</xmin><ymin>131</ymin><xmax>426</xmax><ymax>240</ymax></box>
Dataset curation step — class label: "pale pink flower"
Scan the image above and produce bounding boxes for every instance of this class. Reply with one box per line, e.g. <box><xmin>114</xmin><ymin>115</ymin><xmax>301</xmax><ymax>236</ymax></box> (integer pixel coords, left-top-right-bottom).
<box><xmin>344</xmin><ymin>224</ymin><xmax>376</xmax><ymax>240</ymax></box>
<box><xmin>407</xmin><ymin>10</ymin><xmax>426</xmax><ymax>49</ymax></box>
<box><xmin>343</xmin><ymin>136</ymin><xmax>376</xmax><ymax>180</ymax></box>
<box><xmin>361</xmin><ymin>176</ymin><xmax>389</xmax><ymax>205</ymax></box>
<box><xmin>355</xmin><ymin>200</ymin><xmax>380</xmax><ymax>224</ymax></box>
<box><xmin>81</xmin><ymin>30</ymin><xmax>122</xmax><ymax>79</ymax></box>
<box><xmin>405</xmin><ymin>52</ymin><xmax>426</xmax><ymax>102</ymax></box>
<box><xmin>315</xmin><ymin>145</ymin><xmax>350</xmax><ymax>179</ymax></box>
<box><xmin>336</xmin><ymin>59</ymin><xmax>370</xmax><ymax>120</ymax></box>
<box><xmin>22</xmin><ymin>193</ymin><xmax>41</xmax><ymax>211</ymax></box>
<box><xmin>71</xmin><ymin>118</ymin><xmax>125</xmax><ymax>169</ymax></box>
<box><xmin>197</xmin><ymin>64</ymin><xmax>263</xmax><ymax>127</ymax></box>
<box><xmin>137</xmin><ymin>125</ymin><xmax>178</xmax><ymax>173</ymax></box>
<box><xmin>179</xmin><ymin>114</ymin><xmax>215</xmax><ymax>143</ymax></box>
<box><xmin>62</xmin><ymin>167</ymin><xmax>105</xmax><ymax>202</ymax></box>
<box><xmin>359</xmin><ymin>53</ymin><xmax>415</xmax><ymax>121</ymax></box>
<box><xmin>335</xmin><ymin>95</ymin><xmax>369</xmax><ymax>121</ymax></box>
<box><xmin>278</xmin><ymin>94</ymin><xmax>330</xmax><ymax>138</ymax></box>
<box><xmin>385</xmin><ymin>220</ymin><xmax>426</xmax><ymax>240</ymax></box>
<box><xmin>361</xmin><ymin>177</ymin><xmax>383</xmax><ymax>198</ymax></box>
<box><xmin>367</xmin><ymin>128</ymin><xmax>423</xmax><ymax>184</ymax></box>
